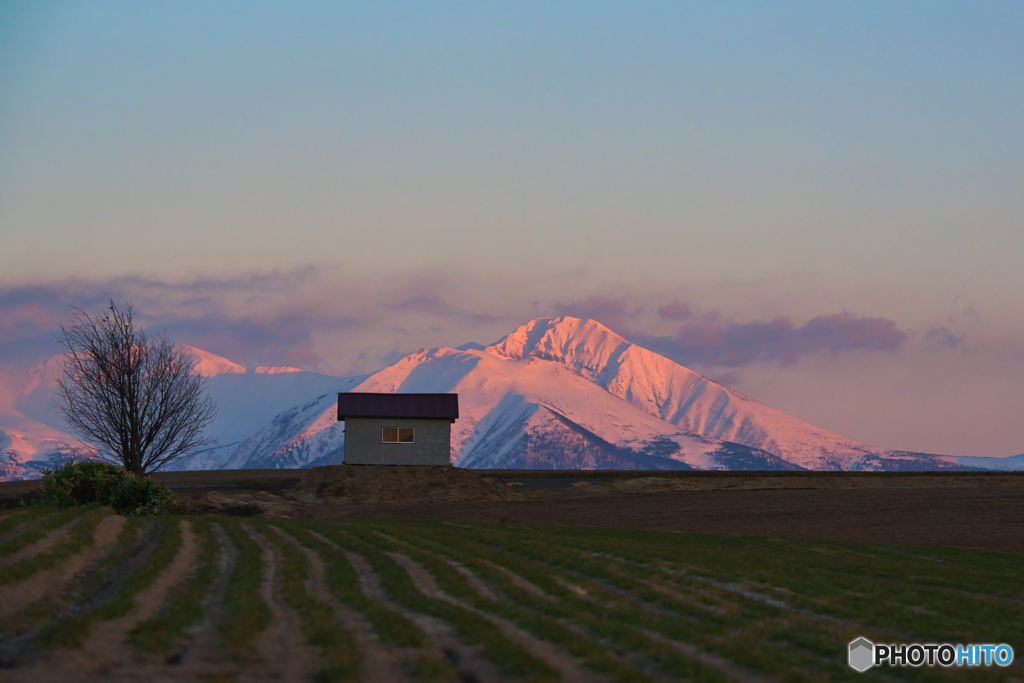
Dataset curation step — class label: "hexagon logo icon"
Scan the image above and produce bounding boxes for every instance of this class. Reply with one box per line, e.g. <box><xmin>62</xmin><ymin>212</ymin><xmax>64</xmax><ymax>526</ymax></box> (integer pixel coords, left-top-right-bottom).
<box><xmin>849</xmin><ymin>637</ymin><xmax>874</xmax><ymax>672</ymax></box>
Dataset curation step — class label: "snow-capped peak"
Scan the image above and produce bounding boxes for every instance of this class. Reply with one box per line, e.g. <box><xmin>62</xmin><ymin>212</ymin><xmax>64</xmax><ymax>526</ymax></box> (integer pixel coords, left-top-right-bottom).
<box><xmin>487</xmin><ymin>317</ymin><xmax>631</xmax><ymax>372</ymax></box>
<box><xmin>183</xmin><ymin>346</ymin><xmax>247</xmax><ymax>377</ymax></box>
<box><xmin>484</xmin><ymin>316</ymin><xmax>892</xmax><ymax>469</ymax></box>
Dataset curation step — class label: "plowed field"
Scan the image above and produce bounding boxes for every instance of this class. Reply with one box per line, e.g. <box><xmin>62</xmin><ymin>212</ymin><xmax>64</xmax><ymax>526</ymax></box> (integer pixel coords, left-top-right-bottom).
<box><xmin>1</xmin><ymin>506</ymin><xmax>1021</xmax><ymax>682</ymax></box>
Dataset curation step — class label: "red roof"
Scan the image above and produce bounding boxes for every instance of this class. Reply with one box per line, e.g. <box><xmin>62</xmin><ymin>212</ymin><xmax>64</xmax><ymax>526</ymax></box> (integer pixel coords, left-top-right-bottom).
<box><xmin>337</xmin><ymin>393</ymin><xmax>459</xmax><ymax>421</ymax></box>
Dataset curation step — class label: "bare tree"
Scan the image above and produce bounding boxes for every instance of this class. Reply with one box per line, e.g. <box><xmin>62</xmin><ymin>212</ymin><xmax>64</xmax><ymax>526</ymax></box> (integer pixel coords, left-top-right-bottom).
<box><xmin>55</xmin><ymin>298</ymin><xmax>217</xmax><ymax>475</ymax></box>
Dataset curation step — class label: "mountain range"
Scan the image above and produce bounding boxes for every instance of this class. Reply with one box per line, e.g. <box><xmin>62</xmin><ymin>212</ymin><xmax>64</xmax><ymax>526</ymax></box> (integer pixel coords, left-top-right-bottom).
<box><xmin>2</xmin><ymin>317</ymin><xmax>1021</xmax><ymax>479</ymax></box>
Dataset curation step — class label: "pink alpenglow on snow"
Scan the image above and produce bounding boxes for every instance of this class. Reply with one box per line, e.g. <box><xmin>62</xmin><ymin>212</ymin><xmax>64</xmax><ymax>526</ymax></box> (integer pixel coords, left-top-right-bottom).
<box><xmin>2</xmin><ymin>317</ymin><xmax>1018</xmax><ymax>480</ymax></box>
<box><xmin>184</xmin><ymin>346</ymin><xmax>247</xmax><ymax>377</ymax></box>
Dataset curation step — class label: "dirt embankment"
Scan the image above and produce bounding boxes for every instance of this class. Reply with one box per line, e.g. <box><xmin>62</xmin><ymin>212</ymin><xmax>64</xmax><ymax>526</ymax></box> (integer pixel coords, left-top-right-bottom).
<box><xmin>4</xmin><ymin>468</ymin><xmax>1022</xmax><ymax>551</ymax></box>
<box><xmin>288</xmin><ymin>468</ymin><xmax>1024</xmax><ymax>553</ymax></box>
<box><xmin>290</xmin><ymin>465</ymin><xmax>503</xmax><ymax>504</ymax></box>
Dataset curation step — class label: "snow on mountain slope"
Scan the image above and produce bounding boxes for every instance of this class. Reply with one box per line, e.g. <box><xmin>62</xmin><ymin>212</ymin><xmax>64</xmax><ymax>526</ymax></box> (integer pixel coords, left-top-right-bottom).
<box><xmin>223</xmin><ymin>318</ymin><xmax>983</xmax><ymax>472</ymax></box>
<box><xmin>955</xmin><ymin>453</ymin><xmax>1024</xmax><ymax>471</ymax></box>
<box><xmin>0</xmin><ymin>357</ymin><xmax>96</xmax><ymax>480</ymax></box>
<box><xmin>219</xmin><ymin>393</ymin><xmax>347</xmax><ymax>470</ymax></box>
<box><xmin>486</xmin><ymin>317</ymin><xmax>960</xmax><ymax>470</ymax></box>
<box><xmin>151</xmin><ymin>372</ymin><xmax>365</xmax><ymax>471</ymax></box>
<box><xmin>340</xmin><ymin>344</ymin><xmax>796</xmax><ymax>470</ymax></box>
<box><xmin>1</xmin><ymin>318</ymin><xmax>996</xmax><ymax>476</ymax></box>
<box><xmin>183</xmin><ymin>346</ymin><xmax>247</xmax><ymax>376</ymax></box>
<box><xmin>223</xmin><ymin>339</ymin><xmax>793</xmax><ymax>471</ymax></box>
<box><xmin>0</xmin><ymin>346</ymin><xmax>362</xmax><ymax>478</ymax></box>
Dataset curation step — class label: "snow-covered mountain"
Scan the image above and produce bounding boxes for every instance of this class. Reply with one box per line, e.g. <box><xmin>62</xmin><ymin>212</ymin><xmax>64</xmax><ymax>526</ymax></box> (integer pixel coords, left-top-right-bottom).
<box><xmin>0</xmin><ymin>346</ymin><xmax>361</xmax><ymax>479</ymax></box>
<box><xmin>218</xmin><ymin>318</ymin><xmax>986</xmax><ymax>472</ymax></box>
<box><xmin>3</xmin><ymin>316</ymin><xmax>1020</xmax><ymax>479</ymax></box>
<box><xmin>0</xmin><ymin>355</ymin><xmax>97</xmax><ymax>480</ymax></box>
<box><xmin>479</xmin><ymin>318</ymin><xmax>953</xmax><ymax>470</ymax></box>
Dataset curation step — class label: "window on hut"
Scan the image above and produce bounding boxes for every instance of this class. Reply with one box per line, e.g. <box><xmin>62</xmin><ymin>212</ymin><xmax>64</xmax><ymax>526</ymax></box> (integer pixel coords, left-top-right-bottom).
<box><xmin>382</xmin><ymin>427</ymin><xmax>415</xmax><ymax>443</ymax></box>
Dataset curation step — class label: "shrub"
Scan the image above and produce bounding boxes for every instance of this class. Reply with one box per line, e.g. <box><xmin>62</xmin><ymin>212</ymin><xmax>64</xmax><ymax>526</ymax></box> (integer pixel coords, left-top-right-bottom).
<box><xmin>35</xmin><ymin>460</ymin><xmax>179</xmax><ymax>515</ymax></box>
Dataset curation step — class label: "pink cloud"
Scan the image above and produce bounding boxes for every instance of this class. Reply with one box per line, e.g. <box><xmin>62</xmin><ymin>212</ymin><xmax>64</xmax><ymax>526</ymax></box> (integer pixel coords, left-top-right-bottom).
<box><xmin>927</xmin><ymin>326</ymin><xmax>967</xmax><ymax>351</ymax></box>
<box><xmin>0</xmin><ymin>269</ymin><xmax>517</xmax><ymax>374</ymax></box>
<box><xmin>0</xmin><ymin>273</ymin><xmax>915</xmax><ymax>376</ymax></box>
<box><xmin>633</xmin><ymin>312</ymin><xmax>908</xmax><ymax>367</ymax></box>
<box><xmin>657</xmin><ymin>300</ymin><xmax>692</xmax><ymax>320</ymax></box>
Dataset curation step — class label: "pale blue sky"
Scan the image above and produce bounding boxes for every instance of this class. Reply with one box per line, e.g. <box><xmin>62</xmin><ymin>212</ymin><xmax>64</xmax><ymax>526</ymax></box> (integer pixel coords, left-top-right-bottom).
<box><xmin>1</xmin><ymin>2</ymin><xmax>1023</xmax><ymax>456</ymax></box>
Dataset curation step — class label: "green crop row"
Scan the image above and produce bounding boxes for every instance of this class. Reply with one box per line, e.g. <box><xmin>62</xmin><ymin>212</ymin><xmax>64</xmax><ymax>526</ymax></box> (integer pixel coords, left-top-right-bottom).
<box><xmin>127</xmin><ymin>518</ymin><xmax>221</xmax><ymax>653</ymax></box>
<box><xmin>215</xmin><ymin>518</ymin><xmax>272</xmax><ymax>651</ymax></box>
<box><xmin>277</xmin><ymin>521</ymin><xmax>427</xmax><ymax>648</ymax></box>
<box><xmin>357</xmin><ymin>521</ymin><xmax>1014</xmax><ymax>683</ymax></box>
<box><xmin>371</xmin><ymin>523</ymin><xmax>734</xmax><ymax>683</ymax></box>
<box><xmin>0</xmin><ymin>506</ymin><xmax>89</xmax><ymax>558</ymax></box>
<box><xmin>0</xmin><ymin>507</ymin><xmax>112</xmax><ymax>587</ymax></box>
<box><xmin>257</xmin><ymin>522</ymin><xmax>361</xmax><ymax>682</ymax></box>
<box><xmin>46</xmin><ymin>518</ymin><xmax>182</xmax><ymax>647</ymax></box>
<box><xmin>363</xmin><ymin>526</ymin><xmax>658</xmax><ymax>683</ymax></box>
<box><xmin>317</xmin><ymin>523</ymin><xmax>561</xmax><ymax>683</ymax></box>
<box><xmin>0</xmin><ymin>507</ymin><xmax>51</xmax><ymax>540</ymax></box>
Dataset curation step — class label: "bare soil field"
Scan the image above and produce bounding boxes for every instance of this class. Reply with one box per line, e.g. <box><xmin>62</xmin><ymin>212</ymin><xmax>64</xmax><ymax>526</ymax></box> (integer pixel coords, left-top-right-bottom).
<box><xmin>3</xmin><ymin>468</ymin><xmax>1022</xmax><ymax>551</ymax></box>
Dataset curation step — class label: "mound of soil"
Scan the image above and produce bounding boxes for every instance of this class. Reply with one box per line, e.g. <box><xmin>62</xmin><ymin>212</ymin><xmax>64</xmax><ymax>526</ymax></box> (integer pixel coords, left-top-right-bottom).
<box><xmin>289</xmin><ymin>465</ymin><xmax>502</xmax><ymax>505</ymax></box>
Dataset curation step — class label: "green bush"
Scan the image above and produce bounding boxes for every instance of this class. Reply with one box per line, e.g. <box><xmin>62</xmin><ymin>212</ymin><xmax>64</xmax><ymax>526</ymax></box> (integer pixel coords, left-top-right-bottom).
<box><xmin>35</xmin><ymin>460</ymin><xmax>178</xmax><ymax>516</ymax></box>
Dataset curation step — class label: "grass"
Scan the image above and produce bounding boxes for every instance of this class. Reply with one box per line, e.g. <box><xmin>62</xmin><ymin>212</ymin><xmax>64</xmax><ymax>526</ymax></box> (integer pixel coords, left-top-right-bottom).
<box><xmin>3</xmin><ymin>514</ymin><xmax>1020</xmax><ymax>682</ymax></box>
<box><xmin>215</xmin><ymin>518</ymin><xmax>272</xmax><ymax>651</ymax></box>
<box><xmin>0</xmin><ymin>506</ymin><xmax>88</xmax><ymax>558</ymax></box>
<box><xmin>127</xmin><ymin>518</ymin><xmax>221</xmax><ymax>653</ymax></box>
<box><xmin>278</xmin><ymin>521</ymin><xmax>427</xmax><ymax>647</ymax></box>
<box><xmin>319</xmin><ymin>524</ymin><xmax>561</xmax><ymax>683</ymax></box>
<box><xmin>0</xmin><ymin>507</ymin><xmax>46</xmax><ymax>539</ymax></box>
<box><xmin>278</xmin><ymin>521</ymin><xmax>459</xmax><ymax>683</ymax></box>
<box><xmin>376</xmin><ymin>524</ymin><xmax>726</xmax><ymax>682</ymax></box>
<box><xmin>348</xmin><ymin>521</ymin><xmax>1022</xmax><ymax>682</ymax></box>
<box><xmin>46</xmin><ymin>517</ymin><xmax>183</xmax><ymax>647</ymax></box>
<box><xmin>7</xmin><ymin>516</ymin><xmax>146</xmax><ymax>637</ymax></box>
<box><xmin>0</xmin><ymin>506</ymin><xmax>112</xmax><ymax>586</ymax></box>
<box><xmin>0</xmin><ymin>509</ymin><xmax>132</xmax><ymax>641</ymax></box>
<box><xmin>368</xmin><ymin>525</ymin><xmax>657</xmax><ymax>683</ymax></box>
<box><xmin>259</xmin><ymin>522</ymin><xmax>360</xmax><ymax>682</ymax></box>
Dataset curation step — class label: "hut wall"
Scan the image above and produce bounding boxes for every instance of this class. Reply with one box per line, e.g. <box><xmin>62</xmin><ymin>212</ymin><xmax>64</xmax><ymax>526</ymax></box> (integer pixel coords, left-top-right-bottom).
<box><xmin>343</xmin><ymin>417</ymin><xmax>452</xmax><ymax>465</ymax></box>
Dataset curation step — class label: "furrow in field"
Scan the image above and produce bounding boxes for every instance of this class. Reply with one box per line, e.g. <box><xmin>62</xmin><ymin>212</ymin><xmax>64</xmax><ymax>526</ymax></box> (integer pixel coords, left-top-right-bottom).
<box><xmin>0</xmin><ymin>513</ymin><xmax>124</xmax><ymax>621</ymax></box>
<box><xmin>0</xmin><ymin>508</ymin><xmax>87</xmax><ymax>559</ymax></box>
<box><xmin>321</xmin><ymin>527</ymin><xmax>513</xmax><ymax>683</ymax></box>
<box><xmin>0</xmin><ymin>508</ymin><xmax>56</xmax><ymax>546</ymax></box>
<box><xmin>242</xmin><ymin>523</ymin><xmax>321</xmax><ymax>682</ymax></box>
<box><xmin>143</xmin><ymin>520</ymin><xmax>239</xmax><ymax>681</ymax></box>
<box><xmin>389</xmin><ymin>525</ymin><xmax>743</xmax><ymax>682</ymax></box>
<box><xmin>106</xmin><ymin>518</ymin><xmax>244</xmax><ymax>683</ymax></box>
<box><xmin>2</xmin><ymin>520</ymin><xmax>192</xmax><ymax>683</ymax></box>
<box><xmin>634</xmin><ymin>627</ymin><xmax>775</xmax><ymax>683</ymax></box>
<box><xmin>372</xmin><ymin>527</ymin><xmax>663</xmax><ymax>682</ymax></box>
<box><xmin>388</xmin><ymin>549</ymin><xmax>598</xmax><ymax>683</ymax></box>
<box><xmin>457</xmin><ymin>527</ymin><xmax>874</xmax><ymax>681</ymax></box>
<box><xmin>0</xmin><ymin>517</ymin><xmax>78</xmax><ymax>568</ymax></box>
<box><xmin>480</xmin><ymin>558</ymin><xmax>554</xmax><ymax>601</ymax></box>
<box><xmin>69</xmin><ymin>521</ymin><xmax>198</xmax><ymax>670</ymax></box>
<box><xmin>271</xmin><ymin>525</ymin><xmax>412</xmax><ymax>683</ymax></box>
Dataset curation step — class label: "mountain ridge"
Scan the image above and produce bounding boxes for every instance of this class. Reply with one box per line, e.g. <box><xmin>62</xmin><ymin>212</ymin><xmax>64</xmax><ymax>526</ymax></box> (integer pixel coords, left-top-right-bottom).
<box><xmin>2</xmin><ymin>316</ymin><xmax>1020</xmax><ymax>478</ymax></box>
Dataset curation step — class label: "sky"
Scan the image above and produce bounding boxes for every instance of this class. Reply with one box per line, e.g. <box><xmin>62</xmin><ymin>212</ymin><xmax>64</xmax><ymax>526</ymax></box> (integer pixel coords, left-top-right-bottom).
<box><xmin>1</xmin><ymin>1</ymin><xmax>1023</xmax><ymax>458</ymax></box>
